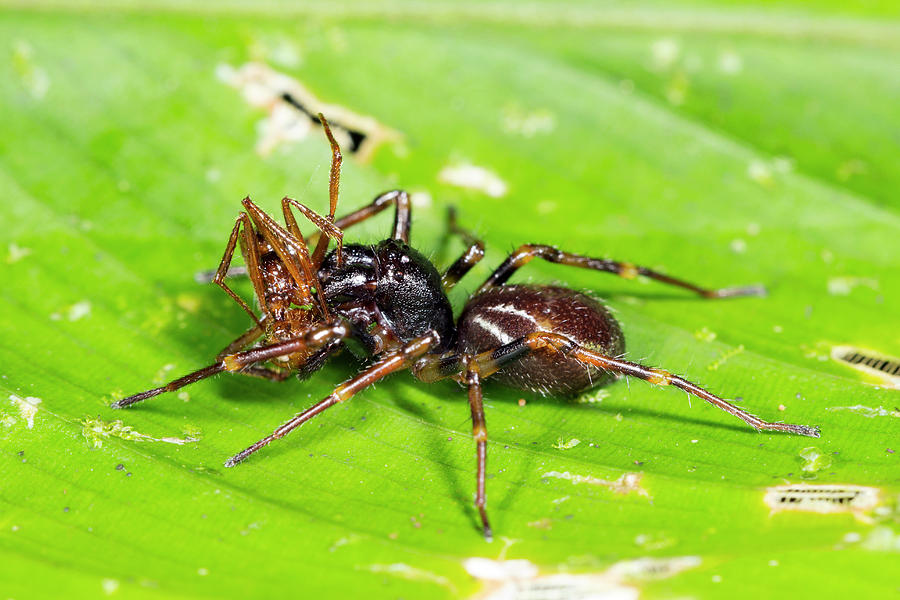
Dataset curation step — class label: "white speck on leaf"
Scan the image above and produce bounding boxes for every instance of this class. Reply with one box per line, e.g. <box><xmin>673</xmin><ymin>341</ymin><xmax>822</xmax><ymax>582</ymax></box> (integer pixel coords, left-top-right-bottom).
<box><xmin>81</xmin><ymin>418</ymin><xmax>199</xmax><ymax>448</ymax></box>
<box><xmin>717</xmin><ymin>50</ymin><xmax>743</xmax><ymax>74</ymax></box>
<box><xmin>463</xmin><ymin>555</ymin><xmax>700</xmax><ymax>600</ymax></box>
<box><xmin>542</xmin><ymin>471</ymin><xmax>648</xmax><ymax>497</ymax></box>
<box><xmin>12</xmin><ymin>40</ymin><xmax>50</xmax><ymax>100</ymax></box>
<box><xmin>827</xmin><ymin>276</ymin><xmax>878</xmax><ymax>296</ymax></box>
<box><xmin>101</xmin><ymin>578</ymin><xmax>119</xmax><ymax>595</ymax></box>
<box><xmin>826</xmin><ymin>405</ymin><xmax>900</xmax><ymax>418</ymax></box>
<box><xmin>7</xmin><ymin>243</ymin><xmax>32</xmax><ymax>264</ymax></box>
<box><xmin>9</xmin><ymin>395</ymin><xmax>41</xmax><ymax>429</ymax></box>
<box><xmin>747</xmin><ymin>160</ymin><xmax>774</xmax><ymax>186</ymax></box>
<box><xmin>438</xmin><ymin>163</ymin><xmax>508</xmax><ymax>198</ymax></box>
<box><xmin>365</xmin><ymin>563</ymin><xmax>454</xmax><ymax>591</ymax></box>
<box><xmin>67</xmin><ymin>300</ymin><xmax>91</xmax><ymax>321</ymax></box>
<box><xmin>552</xmin><ymin>438</ymin><xmax>581</xmax><ymax>450</ymax></box>
<box><xmin>501</xmin><ymin>103</ymin><xmax>556</xmax><ymax>137</ymax></box>
<box><xmin>650</xmin><ymin>38</ymin><xmax>680</xmax><ymax>70</ymax></box>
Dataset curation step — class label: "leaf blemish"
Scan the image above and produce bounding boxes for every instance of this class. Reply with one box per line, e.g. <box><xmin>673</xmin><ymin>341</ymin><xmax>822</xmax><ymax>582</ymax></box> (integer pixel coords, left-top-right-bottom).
<box><xmin>707</xmin><ymin>344</ymin><xmax>744</xmax><ymax>371</ymax></box>
<box><xmin>81</xmin><ymin>418</ymin><xmax>200</xmax><ymax>449</ymax></box>
<box><xmin>831</xmin><ymin>345</ymin><xmax>900</xmax><ymax>389</ymax></box>
<box><xmin>764</xmin><ymin>484</ymin><xmax>880</xmax><ymax>518</ymax></box>
<box><xmin>363</xmin><ymin>563</ymin><xmax>454</xmax><ymax>592</ymax></box>
<box><xmin>216</xmin><ymin>61</ymin><xmax>399</xmax><ymax>161</ymax></box>
<box><xmin>463</xmin><ymin>555</ymin><xmax>700</xmax><ymax>599</ymax></box>
<box><xmin>6</xmin><ymin>242</ymin><xmax>32</xmax><ymax>264</ymax></box>
<box><xmin>8</xmin><ymin>394</ymin><xmax>42</xmax><ymax>429</ymax></box>
<box><xmin>542</xmin><ymin>471</ymin><xmax>648</xmax><ymax>497</ymax></box>
<box><xmin>437</xmin><ymin>163</ymin><xmax>508</xmax><ymax>198</ymax></box>
<box><xmin>12</xmin><ymin>40</ymin><xmax>50</xmax><ymax>100</ymax></box>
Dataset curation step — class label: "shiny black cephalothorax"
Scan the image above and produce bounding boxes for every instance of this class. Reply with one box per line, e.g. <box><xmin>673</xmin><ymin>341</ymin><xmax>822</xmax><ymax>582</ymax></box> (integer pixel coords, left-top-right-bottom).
<box><xmin>319</xmin><ymin>240</ymin><xmax>456</xmax><ymax>355</ymax></box>
<box><xmin>114</xmin><ymin>116</ymin><xmax>820</xmax><ymax>542</ymax></box>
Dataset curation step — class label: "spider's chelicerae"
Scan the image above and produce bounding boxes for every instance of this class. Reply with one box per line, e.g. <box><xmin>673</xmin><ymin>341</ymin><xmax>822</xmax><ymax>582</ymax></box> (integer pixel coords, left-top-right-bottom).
<box><xmin>115</xmin><ymin>116</ymin><xmax>819</xmax><ymax>540</ymax></box>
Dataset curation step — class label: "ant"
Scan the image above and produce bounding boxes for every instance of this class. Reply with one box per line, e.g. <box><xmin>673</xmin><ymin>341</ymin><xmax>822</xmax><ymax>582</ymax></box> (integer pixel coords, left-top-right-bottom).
<box><xmin>114</xmin><ymin>114</ymin><xmax>820</xmax><ymax>541</ymax></box>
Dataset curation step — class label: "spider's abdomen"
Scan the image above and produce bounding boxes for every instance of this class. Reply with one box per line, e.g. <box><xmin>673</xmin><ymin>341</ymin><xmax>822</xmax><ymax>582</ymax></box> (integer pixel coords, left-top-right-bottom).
<box><xmin>456</xmin><ymin>285</ymin><xmax>625</xmax><ymax>396</ymax></box>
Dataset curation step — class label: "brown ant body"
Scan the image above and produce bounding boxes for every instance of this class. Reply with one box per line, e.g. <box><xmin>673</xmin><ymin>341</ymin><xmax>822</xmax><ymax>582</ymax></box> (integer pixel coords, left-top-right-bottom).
<box><xmin>114</xmin><ymin>116</ymin><xmax>819</xmax><ymax>540</ymax></box>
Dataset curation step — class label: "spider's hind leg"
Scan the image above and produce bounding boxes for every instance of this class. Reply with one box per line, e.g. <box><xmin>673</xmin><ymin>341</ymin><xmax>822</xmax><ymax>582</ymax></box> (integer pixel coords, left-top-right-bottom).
<box><xmin>441</xmin><ymin>207</ymin><xmax>485</xmax><ymax>293</ymax></box>
<box><xmin>479</xmin><ymin>244</ymin><xmax>766</xmax><ymax>298</ymax></box>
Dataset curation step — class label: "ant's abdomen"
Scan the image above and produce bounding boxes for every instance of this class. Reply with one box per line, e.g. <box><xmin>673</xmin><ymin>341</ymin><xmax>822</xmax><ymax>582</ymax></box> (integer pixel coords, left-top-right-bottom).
<box><xmin>456</xmin><ymin>285</ymin><xmax>625</xmax><ymax>396</ymax></box>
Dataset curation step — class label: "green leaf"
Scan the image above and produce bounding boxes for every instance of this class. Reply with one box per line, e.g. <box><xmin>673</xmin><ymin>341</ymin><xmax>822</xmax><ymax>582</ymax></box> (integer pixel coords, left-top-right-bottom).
<box><xmin>1</xmin><ymin>2</ymin><xmax>898</xmax><ymax>598</ymax></box>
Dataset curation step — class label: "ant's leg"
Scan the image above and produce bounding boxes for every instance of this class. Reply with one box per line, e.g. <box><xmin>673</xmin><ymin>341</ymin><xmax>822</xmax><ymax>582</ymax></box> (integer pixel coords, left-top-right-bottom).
<box><xmin>478</xmin><ymin>244</ymin><xmax>766</xmax><ymax>298</ymax></box>
<box><xmin>413</xmin><ymin>333</ymin><xmax>819</xmax><ymax>437</ymax></box>
<box><xmin>112</xmin><ymin>321</ymin><xmax>349</xmax><ymax>409</ymax></box>
<box><xmin>308</xmin><ymin>189</ymin><xmax>412</xmax><ymax>247</ymax></box>
<box><xmin>209</xmin><ymin>190</ymin><xmax>411</xmax><ymax>280</ymax></box>
<box><xmin>212</xmin><ymin>212</ymin><xmax>266</xmax><ymax>326</ymax></box>
<box><xmin>281</xmin><ymin>197</ymin><xmax>344</xmax><ymax>268</ymax></box>
<box><xmin>241</xmin><ymin>197</ymin><xmax>329</xmax><ymax>318</ymax></box>
<box><xmin>442</xmin><ymin>207</ymin><xmax>485</xmax><ymax>293</ymax></box>
<box><xmin>195</xmin><ymin>265</ymin><xmax>248</xmax><ymax>284</ymax></box>
<box><xmin>319</xmin><ymin>113</ymin><xmax>342</xmax><ymax>222</ymax></box>
<box><xmin>215</xmin><ymin>321</ymin><xmax>266</xmax><ymax>361</ymax></box>
<box><xmin>224</xmin><ymin>331</ymin><xmax>439</xmax><ymax>467</ymax></box>
<box><xmin>463</xmin><ymin>357</ymin><xmax>493</xmax><ymax>540</ymax></box>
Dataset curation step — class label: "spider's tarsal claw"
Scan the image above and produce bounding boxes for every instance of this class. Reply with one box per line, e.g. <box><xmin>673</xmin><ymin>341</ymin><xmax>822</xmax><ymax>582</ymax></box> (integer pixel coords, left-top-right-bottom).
<box><xmin>797</xmin><ymin>424</ymin><xmax>821</xmax><ymax>438</ymax></box>
<box><xmin>111</xmin><ymin>387</ymin><xmax>167</xmax><ymax>409</ymax></box>
<box><xmin>478</xmin><ymin>507</ymin><xmax>493</xmax><ymax>542</ymax></box>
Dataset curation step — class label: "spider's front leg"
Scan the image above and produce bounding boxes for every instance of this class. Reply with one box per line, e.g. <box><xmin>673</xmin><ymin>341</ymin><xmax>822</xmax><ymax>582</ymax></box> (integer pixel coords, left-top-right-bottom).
<box><xmin>223</xmin><ymin>331</ymin><xmax>440</xmax><ymax>467</ymax></box>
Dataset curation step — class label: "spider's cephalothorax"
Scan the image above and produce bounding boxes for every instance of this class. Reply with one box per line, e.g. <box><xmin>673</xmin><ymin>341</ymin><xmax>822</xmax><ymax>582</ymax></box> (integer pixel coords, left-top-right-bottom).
<box><xmin>114</xmin><ymin>115</ymin><xmax>820</xmax><ymax>541</ymax></box>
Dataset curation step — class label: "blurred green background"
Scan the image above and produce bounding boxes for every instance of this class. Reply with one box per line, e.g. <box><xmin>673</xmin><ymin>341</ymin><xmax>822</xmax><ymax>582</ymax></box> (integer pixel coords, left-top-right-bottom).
<box><xmin>1</xmin><ymin>1</ymin><xmax>898</xmax><ymax>598</ymax></box>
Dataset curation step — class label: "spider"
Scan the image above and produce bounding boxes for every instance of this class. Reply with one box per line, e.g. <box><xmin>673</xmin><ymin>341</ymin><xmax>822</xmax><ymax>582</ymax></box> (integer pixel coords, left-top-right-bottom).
<box><xmin>114</xmin><ymin>115</ymin><xmax>820</xmax><ymax>540</ymax></box>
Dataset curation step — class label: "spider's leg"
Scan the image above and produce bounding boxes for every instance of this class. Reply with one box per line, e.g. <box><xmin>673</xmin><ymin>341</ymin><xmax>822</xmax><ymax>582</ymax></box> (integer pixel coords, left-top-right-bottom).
<box><xmin>478</xmin><ymin>244</ymin><xmax>766</xmax><ymax>298</ymax></box>
<box><xmin>112</xmin><ymin>321</ymin><xmax>349</xmax><ymax>409</ymax></box>
<box><xmin>441</xmin><ymin>207</ymin><xmax>485</xmax><ymax>293</ymax></box>
<box><xmin>308</xmin><ymin>189</ymin><xmax>412</xmax><ymax>247</ymax></box>
<box><xmin>413</xmin><ymin>333</ymin><xmax>819</xmax><ymax>437</ymax></box>
<box><xmin>224</xmin><ymin>330</ymin><xmax>439</xmax><ymax>467</ymax></box>
<box><xmin>463</xmin><ymin>356</ymin><xmax>492</xmax><ymax>540</ymax></box>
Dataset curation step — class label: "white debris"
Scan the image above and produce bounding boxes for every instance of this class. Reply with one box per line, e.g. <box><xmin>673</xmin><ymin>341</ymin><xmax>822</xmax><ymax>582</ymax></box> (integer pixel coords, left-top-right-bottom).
<box><xmin>764</xmin><ymin>484</ymin><xmax>880</xmax><ymax>517</ymax></box>
<box><xmin>410</xmin><ymin>191</ymin><xmax>433</xmax><ymax>208</ymax></box>
<box><xmin>366</xmin><ymin>563</ymin><xmax>454</xmax><ymax>591</ymax></box>
<box><xmin>717</xmin><ymin>50</ymin><xmax>743</xmax><ymax>74</ymax></box>
<box><xmin>826</xmin><ymin>405</ymin><xmax>899</xmax><ymax>418</ymax></box>
<box><xmin>747</xmin><ymin>160</ymin><xmax>774</xmax><ymax>186</ymax></box>
<box><xmin>827</xmin><ymin>276</ymin><xmax>878</xmax><ymax>296</ymax></box>
<box><xmin>12</xmin><ymin>40</ymin><xmax>50</xmax><ymax>100</ymax></box>
<box><xmin>7</xmin><ymin>243</ymin><xmax>32</xmax><ymax>263</ymax></box>
<box><xmin>438</xmin><ymin>163</ymin><xmax>508</xmax><ymax>198</ymax></box>
<box><xmin>216</xmin><ymin>61</ymin><xmax>399</xmax><ymax>160</ymax></box>
<box><xmin>501</xmin><ymin>104</ymin><xmax>556</xmax><ymax>137</ymax></box>
<box><xmin>650</xmin><ymin>38</ymin><xmax>680</xmax><ymax>70</ymax></box>
<box><xmin>67</xmin><ymin>300</ymin><xmax>92</xmax><ymax>321</ymax></box>
<box><xmin>552</xmin><ymin>438</ymin><xmax>581</xmax><ymax>450</ymax></box>
<box><xmin>542</xmin><ymin>471</ymin><xmax>648</xmax><ymax>497</ymax></box>
<box><xmin>463</xmin><ymin>556</ymin><xmax>701</xmax><ymax>600</ymax></box>
<box><xmin>9</xmin><ymin>395</ymin><xmax>42</xmax><ymax>429</ymax></box>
